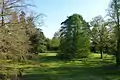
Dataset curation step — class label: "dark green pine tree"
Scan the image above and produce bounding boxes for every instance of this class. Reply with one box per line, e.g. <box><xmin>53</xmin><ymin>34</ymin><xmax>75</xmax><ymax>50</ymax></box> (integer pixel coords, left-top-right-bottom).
<box><xmin>58</xmin><ymin>14</ymin><xmax>90</xmax><ymax>60</ymax></box>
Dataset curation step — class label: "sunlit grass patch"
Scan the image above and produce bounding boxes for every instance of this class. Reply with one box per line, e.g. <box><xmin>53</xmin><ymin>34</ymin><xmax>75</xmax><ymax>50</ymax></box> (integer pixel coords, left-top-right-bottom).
<box><xmin>21</xmin><ymin>53</ymin><xmax>120</xmax><ymax>80</ymax></box>
<box><xmin>1</xmin><ymin>53</ymin><xmax>118</xmax><ymax>80</ymax></box>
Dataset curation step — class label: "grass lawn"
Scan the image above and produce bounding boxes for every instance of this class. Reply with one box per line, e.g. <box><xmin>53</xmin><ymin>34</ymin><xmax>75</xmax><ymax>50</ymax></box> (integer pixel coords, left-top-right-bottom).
<box><xmin>18</xmin><ymin>53</ymin><xmax>120</xmax><ymax>80</ymax></box>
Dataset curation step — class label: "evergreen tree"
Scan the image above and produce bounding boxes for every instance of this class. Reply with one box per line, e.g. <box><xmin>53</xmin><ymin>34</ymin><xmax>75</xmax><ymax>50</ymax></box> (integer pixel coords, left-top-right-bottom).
<box><xmin>58</xmin><ymin>14</ymin><xmax>90</xmax><ymax>60</ymax></box>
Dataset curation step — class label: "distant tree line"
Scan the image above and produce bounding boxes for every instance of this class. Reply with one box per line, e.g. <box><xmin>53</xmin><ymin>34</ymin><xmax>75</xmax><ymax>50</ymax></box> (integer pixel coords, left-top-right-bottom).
<box><xmin>49</xmin><ymin>0</ymin><xmax>120</xmax><ymax>66</ymax></box>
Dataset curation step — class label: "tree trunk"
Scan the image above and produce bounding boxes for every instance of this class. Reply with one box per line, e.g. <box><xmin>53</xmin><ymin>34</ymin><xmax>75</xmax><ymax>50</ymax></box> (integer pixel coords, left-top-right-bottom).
<box><xmin>116</xmin><ymin>38</ymin><xmax>120</xmax><ymax>66</ymax></box>
<box><xmin>100</xmin><ymin>49</ymin><xmax>103</xmax><ymax>59</ymax></box>
<box><xmin>1</xmin><ymin>0</ymin><xmax>4</xmax><ymax>27</ymax></box>
<box><xmin>114</xmin><ymin>0</ymin><xmax>120</xmax><ymax>66</ymax></box>
<box><xmin>116</xmin><ymin>53</ymin><xmax>120</xmax><ymax>66</ymax></box>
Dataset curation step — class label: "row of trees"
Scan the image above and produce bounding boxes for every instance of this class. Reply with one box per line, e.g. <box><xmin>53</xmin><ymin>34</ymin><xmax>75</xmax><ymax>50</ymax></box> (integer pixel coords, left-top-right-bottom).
<box><xmin>55</xmin><ymin>0</ymin><xmax>120</xmax><ymax>65</ymax></box>
<box><xmin>0</xmin><ymin>0</ymin><xmax>49</xmax><ymax>79</ymax></box>
<box><xmin>1</xmin><ymin>0</ymin><xmax>120</xmax><ymax>66</ymax></box>
<box><xmin>0</xmin><ymin>0</ymin><xmax>47</xmax><ymax>61</ymax></box>
<box><xmin>0</xmin><ymin>0</ymin><xmax>61</xmax><ymax>60</ymax></box>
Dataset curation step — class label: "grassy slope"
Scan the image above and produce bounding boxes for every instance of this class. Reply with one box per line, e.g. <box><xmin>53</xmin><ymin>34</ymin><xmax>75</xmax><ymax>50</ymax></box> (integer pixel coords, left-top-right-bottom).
<box><xmin>21</xmin><ymin>53</ymin><xmax>120</xmax><ymax>80</ymax></box>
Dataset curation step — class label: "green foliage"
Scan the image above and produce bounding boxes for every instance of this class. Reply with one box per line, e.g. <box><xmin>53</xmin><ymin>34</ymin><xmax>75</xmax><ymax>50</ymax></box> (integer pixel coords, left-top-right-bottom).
<box><xmin>108</xmin><ymin>0</ymin><xmax>120</xmax><ymax>65</ymax></box>
<box><xmin>0</xmin><ymin>7</ymin><xmax>46</xmax><ymax>61</ymax></box>
<box><xmin>90</xmin><ymin>16</ymin><xmax>110</xmax><ymax>58</ymax></box>
<box><xmin>50</xmin><ymin>37</ymin><xmax>60</xmax><ymax>50</ymax></box>
<box><xmin>58</xmin><ymin>14</ymin><xmax>90</xmax><ymax>60</ymax></box>
<box><xmin>46</xmin><ymin>32</ymin><xmax>60</xmax><ymax>51</ymax></box>
<box><xmin>29</xmin><ymin>29</ymin><xmax>47</xmax><ymax>54</ymax></box>
<box><xmin>76</xmin><ymin>36</ymin><xmax>90</xmax><ymax>58</ymax></box>
<box><xmin>46</xmin><ymin>38</ymin><xmax>51</xmax><ymax>51</ymax></box>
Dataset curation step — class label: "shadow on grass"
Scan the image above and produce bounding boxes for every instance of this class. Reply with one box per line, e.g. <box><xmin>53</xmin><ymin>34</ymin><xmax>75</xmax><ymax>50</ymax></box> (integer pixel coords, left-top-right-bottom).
<box><xmin>37</xmin><ymin>55</ymin><xmax>63</xmax><ymax>63</ymax></box>
<box><xmin>22</xmin><ymin>63</ymin><xmax>120</xmax><ymax>80</ymax></box>
<box><xmin>22</xmin><ymin>53</ymin><xmax>120</xmax><ymax>80</ymax></box>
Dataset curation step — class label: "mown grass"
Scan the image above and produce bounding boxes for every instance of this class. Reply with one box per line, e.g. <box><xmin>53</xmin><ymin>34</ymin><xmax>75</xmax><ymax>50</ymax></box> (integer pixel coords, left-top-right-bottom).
<box><xmin>0</xmin><ymin>53</ymin><xmax>118</xmax><ymax>80</ymax></box>
<box><xmin>18</xmin><ymin>53</ymin><xmax>120</xmax><ymax>80</ymax></box>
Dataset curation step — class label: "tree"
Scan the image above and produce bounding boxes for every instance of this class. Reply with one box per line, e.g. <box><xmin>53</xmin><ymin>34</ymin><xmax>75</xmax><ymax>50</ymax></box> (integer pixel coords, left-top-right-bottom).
<box><xmin>45</xmin><ymin>31</ymin><xmax>60</xmax><ymax>52</ymax></box>
<box><xmin>0</xmin><ymin>11</ymin><xmax>30</xmax><ymax>61</ymax></box>
<box><xmin>46</xmin><ymin>38</ymin><xmax>51</xmax><ymax>51</ymax></box>
<box><xmin>90</xmin><ymin>16</ymin><xmax>109</xmax><ymax>59</ymax></box>
<box><xmin>49</xmin><ymin>31</ymin><xmax>60</xmax><ymax>51</ymax></box>
<box><xmin>26</xmin><ymin>16</ymin><xmax>47</xmax><ymax>54</ymax></box>
<box><xmin>0</xmin><ymin>9</ymin><xmax>46</xmax><ymax>60</ymax></box>
<box><xmin>108</xmin><ymin>0</ymin><xmax>120</xmax><ymax>65</ymax></box>
<box><xmin>0</xmin><ymin>0</ymin><xmax>29</xmax><ymax>27</ymax></box>
<box><xmin>58</xmin><ymin>14</ymin><xmax>90</xmax><ymax>60</ymax></box>
<box><xmin>29</xmin><ymin>29</ymin><xmax>46</xmax><ymax>54</ymax></box>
